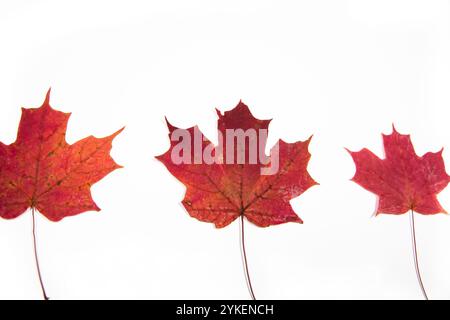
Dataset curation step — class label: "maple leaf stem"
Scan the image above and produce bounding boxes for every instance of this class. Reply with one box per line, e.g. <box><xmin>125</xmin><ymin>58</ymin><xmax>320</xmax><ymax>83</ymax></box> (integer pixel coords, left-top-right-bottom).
<box><xmin>31</xmin><ymin>208</ymin><xmax>49</xmax><ymax>300</ymax></box>
<box><xmin>409</xmin><ymin>210</ymin><xmax>429</xmax><ymax>300</ymax></box>
<box><xmin>239</xmin><ymin>215</ymin><xmax>256</xmax><ymax>300</ymax></box>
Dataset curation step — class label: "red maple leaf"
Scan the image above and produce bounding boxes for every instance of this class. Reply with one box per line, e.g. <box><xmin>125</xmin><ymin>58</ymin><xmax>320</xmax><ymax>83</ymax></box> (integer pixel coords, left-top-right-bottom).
<box><xmin>156</xmin><ymin>101</ymin><xmax>318</xmax><ymax>228</ymax></box>
<box><xmin>347</xmin><ymin>126</ymin><xmax>450</xmax><ymax>215</ymax></box>
<box><xmin>0</xmin><ymin>89</ymin><xmax>123</xmax><ymax>221</ymax></box>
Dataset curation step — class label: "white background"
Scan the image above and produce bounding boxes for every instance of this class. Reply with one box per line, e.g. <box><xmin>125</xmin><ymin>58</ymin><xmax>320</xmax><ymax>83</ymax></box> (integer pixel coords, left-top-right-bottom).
<box><xmin>0</xmin><ymin>0</ymin><xmax>450</xmax><ymax>300</ymax></box>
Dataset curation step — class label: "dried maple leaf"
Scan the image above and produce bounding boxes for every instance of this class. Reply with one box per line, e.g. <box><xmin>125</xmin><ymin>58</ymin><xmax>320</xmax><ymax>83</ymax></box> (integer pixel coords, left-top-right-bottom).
<box><xmin>0</xmin><ymin>89</ymin><xmax>123</xmax><ymax>221</ymax></box>
<box><xmin>347</xmin><ymin>126</ymin><xmax>450</xmax><ymax>215</ymax></box>
<box><xmin>156</xmin><ymin>101</ymin><xmax>318</xmax><ymax>228</ymax></box>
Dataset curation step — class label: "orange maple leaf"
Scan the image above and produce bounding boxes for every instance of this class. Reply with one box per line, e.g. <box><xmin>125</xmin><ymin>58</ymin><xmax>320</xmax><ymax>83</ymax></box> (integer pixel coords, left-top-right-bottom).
<box><xmin>0</xmin><ymin>89</ymin><xmax>123</xmax><ymax>221</ymax></box>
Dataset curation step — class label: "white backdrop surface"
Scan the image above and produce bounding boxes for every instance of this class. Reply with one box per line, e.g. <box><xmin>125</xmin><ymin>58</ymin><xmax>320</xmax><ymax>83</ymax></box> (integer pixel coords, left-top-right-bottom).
<box><xmin>0</xmin><ymin>0</ymin><xmax>450</xmax><ymax>299</ymax></box>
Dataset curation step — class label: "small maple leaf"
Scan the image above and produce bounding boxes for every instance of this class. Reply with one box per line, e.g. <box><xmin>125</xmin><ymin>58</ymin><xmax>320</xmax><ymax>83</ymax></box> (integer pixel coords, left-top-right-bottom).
<box><xmin>347</xmin><ymin>126</ymin><xmax>450</xmax><ymax>215</ymax></box>
<box><xmin>156</xmin><ymin>101</ymin><xmax>318</xmax><ymax>228</ymax></box>
<box><xmin>0</xmin><ymin>89</ymin><xmax>123</xmax><ymax>221</ymax></box>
